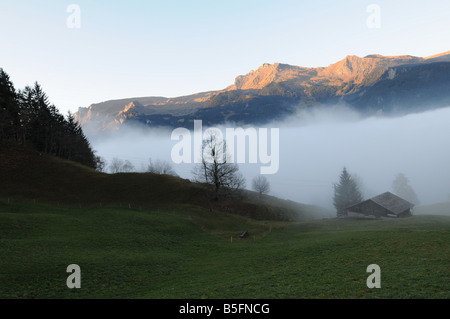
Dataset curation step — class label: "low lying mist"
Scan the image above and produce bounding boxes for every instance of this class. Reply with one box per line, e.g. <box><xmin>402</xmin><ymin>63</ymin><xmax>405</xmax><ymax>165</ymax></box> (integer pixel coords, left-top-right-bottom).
<box><xmin>87</xmin><ymin>105</ymin><xmax>450</xmax><ymax>211</ymax></box>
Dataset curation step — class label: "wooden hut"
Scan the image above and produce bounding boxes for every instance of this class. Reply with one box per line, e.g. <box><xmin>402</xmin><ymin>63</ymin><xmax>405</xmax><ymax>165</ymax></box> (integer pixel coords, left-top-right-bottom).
<box><xmin>346</xmin><ymin>192</ymin><xmax>414</xmax><ymax>218</ymax></box>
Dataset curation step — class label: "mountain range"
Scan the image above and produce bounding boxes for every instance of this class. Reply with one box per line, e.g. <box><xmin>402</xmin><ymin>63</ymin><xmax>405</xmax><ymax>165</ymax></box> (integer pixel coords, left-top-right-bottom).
<box><xmin>74</xmin><ymin>51</ymin><xmax>450</xmax><ymax>131</ymax></box>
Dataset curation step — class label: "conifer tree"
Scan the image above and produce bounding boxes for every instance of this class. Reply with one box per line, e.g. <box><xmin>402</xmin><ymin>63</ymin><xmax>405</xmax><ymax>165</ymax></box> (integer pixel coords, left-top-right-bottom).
<box><xmin>1</xmin><ymin>68</ymin><xmax>98</xmax><ymax>169</ymax></box>
<box><xmin>0</xmin><ymin>68</ymin><xmax>20</xmax><ymax>142</ymax></box>
<box><xmin>333</xmin><ymin>167</ymin><xmax>363</xmax><ymax>217</ymax></box>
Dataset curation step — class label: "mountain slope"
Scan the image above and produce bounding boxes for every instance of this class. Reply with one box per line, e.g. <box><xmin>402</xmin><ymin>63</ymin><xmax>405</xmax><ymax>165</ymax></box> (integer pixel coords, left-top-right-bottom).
<box><xmin>74</xmin><ymin>51</ymin><xmax>450</xmax><ymax>131</ymax></box>
<box><xmin>0</xmin><ymin>144</ymin><xmax>329</xmax><ymax>221</ymax></box>
<box><xmin>343</xmin><ymin>62</ymin><xmax>450</xmax><ymax>114</ymax></box>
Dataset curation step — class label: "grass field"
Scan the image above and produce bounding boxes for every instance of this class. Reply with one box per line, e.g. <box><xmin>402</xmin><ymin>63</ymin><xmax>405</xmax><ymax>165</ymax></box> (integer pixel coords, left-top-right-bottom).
<box><xmin>0</xmin><ymin>146</ymin><xmax>448</xmax><ymax>299</ymax></box>
<box><xmin>1</xmin><ymin>200</ymin><xmax>448</xmax><ymax>299</ymax></box>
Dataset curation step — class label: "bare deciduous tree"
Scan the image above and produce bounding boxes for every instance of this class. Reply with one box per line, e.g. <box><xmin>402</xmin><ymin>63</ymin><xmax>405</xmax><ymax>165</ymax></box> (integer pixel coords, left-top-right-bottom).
<box><xmin>147</xmin><ymin>158</ymin><xmax>177</xmax><ymax>176</ymax></box>
<box><xmin>252</xmin><ymin>175</ymin><xmax>270</xmax><ymax>196</ymax></box>
<box><xmin>392</xmin><ymin>173</ymin><xmax>420</xmax><ymax>205</ymax></box>
<box><xmin>109</xmin><ymin>157</ymin><xmax>124</xmax><ymax>173</ymax></box>
<box><xmin>109</xmin><ymin>157</ymin><xmax>135</xmax><ymax>173</ymax></box>
<box><xmin>122</xmin><ymin>160</ymin><xmax>135</xmax><ymax>172</ymax></box>
<box><xmin>192</xmin><ymin>129</ymin><xmax>246</xmax><ymax>199</ymax></box>
<box><xmin>94</xmin><ymin>155</ymin><xmax>107</xmax><ymax>172</ymax></box>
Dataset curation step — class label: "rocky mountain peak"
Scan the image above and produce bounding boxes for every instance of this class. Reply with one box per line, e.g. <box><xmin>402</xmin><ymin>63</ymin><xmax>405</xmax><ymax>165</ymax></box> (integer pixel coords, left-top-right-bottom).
<box><xmin>229</xmin><ymin>62</ymin><xmax>315</xmax><ymax>90</ymax></box>
<box><xmin>74</xmin><ymin>51</ymin><xmax>450</xmax><ymax>131</ymax></box>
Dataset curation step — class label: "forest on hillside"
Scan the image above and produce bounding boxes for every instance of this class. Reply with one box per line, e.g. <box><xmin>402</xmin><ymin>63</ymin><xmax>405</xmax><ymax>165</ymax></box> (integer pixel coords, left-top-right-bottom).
<box><xmin>0</xmin><ymin>68</ymin><xmax>100</xmax><ymax>169</ymax></box>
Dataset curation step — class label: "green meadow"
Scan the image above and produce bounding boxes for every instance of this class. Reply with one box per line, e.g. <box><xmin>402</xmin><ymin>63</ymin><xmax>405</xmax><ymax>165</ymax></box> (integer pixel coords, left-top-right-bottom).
<box><xmin>1</xmin><ymin>200</ymin><xmax>448</xmax><ymax>299</ymax></box>
<box><xmin>0</xmin><ymin>147</ymin><xmax>448</xmax><ymax>299</ymax></box>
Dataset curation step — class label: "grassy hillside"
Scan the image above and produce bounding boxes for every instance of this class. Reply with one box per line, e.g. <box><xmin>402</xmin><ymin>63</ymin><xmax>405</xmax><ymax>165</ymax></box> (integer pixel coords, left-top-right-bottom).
<box><xmin>0</xmin><ymin>144</ymin><xmax>329</xmax><ymax>221</ymax></box>
<box><xmin>1</xmin><ymin>145</ymin><xmax>448</xmax><ymax>299</ymax></box>
<box><xmin>0</xmin><ymin>201</ymin><xmax>448</xmax><ymax>298</ymax></box>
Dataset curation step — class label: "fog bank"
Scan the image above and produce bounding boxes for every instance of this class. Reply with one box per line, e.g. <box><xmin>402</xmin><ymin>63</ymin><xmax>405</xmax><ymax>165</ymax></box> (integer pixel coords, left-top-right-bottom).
<box><xmin>88</xmin><ymin>105</ymin><xmax>450</xmax><ymax>210</ymax></box>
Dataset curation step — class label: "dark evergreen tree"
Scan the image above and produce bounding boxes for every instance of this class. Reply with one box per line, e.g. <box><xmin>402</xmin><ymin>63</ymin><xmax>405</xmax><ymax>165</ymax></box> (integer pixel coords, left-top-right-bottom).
<box><xmin>0</xmin><ymin>68</ymin><xmax>20</xmax><ymax>142</ymax></box>
<box><xmin>1</xmin><ymin>68</ymin><xmax>98</xmax><ymax>169</ymax></box>
<box><xmin>17</xmin><ymin>83</ymin><xmax>48</xmax><ymax>149</ymax></box>
<box><xmin>333</xmin><ymin>167</ymin><xmax>363</xmax><ymax>217</ymax></box>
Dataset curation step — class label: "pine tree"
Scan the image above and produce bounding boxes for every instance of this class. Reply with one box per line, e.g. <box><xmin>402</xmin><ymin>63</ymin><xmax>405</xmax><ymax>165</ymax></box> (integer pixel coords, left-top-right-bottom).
<box><xmin>333</xmin><ymin>167</ymin><xmax>363</xmax><ymax>217</ymax></box>
<box><xmin>0</xmin><ymin>68</ymin><xmax>20</xmax><ymax>142</ymax></box>
<box><xmin>1</xmin><ymin>68</ymin><xmax>103</xmax><ymax>170</ymax></box>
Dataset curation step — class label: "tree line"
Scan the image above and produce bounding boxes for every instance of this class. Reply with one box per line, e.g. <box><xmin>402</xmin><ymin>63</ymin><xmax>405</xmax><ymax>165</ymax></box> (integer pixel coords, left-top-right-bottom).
<box><xmin>0</xmin><ymin>68</ymin><xmax>99</xmax><ymax>169</ymax></box>
<box><xmin>333</xmin><ymin>167</ymin><xmax>420</xmax><ymax>217</ymax></box>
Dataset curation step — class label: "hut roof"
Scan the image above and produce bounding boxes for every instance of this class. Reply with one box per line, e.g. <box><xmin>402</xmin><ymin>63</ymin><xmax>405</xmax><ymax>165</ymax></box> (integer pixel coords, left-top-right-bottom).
<box><xmin>347</xmin><ymin>192</ymin><xmax>414</xmax><ymax>215</ymax></box>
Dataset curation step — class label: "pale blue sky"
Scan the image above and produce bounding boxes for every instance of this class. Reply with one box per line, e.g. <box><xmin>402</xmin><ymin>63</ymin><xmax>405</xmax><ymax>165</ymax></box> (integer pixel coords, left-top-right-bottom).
<box><xmin>1</xmin><ymin>0</ymin><xmax>449</xmax><ymax>114</ymax></box>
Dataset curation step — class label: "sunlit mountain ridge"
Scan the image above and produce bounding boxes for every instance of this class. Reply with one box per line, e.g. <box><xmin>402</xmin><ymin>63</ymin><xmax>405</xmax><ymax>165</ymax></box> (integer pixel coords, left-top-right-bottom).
<box><xmin>74</xmin><ymin>51</ymin><xmax>450</xmax><ymax>131</ymax></box>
